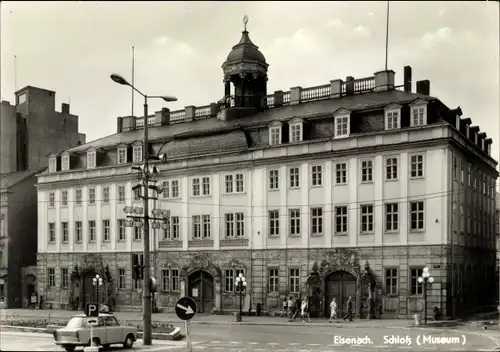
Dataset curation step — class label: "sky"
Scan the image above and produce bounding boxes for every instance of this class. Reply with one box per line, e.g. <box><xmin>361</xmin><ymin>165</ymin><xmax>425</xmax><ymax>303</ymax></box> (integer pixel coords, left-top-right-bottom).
<box><xmin>1</xmin><ymin>1</ymin><xmax>499</xmax><ymax>161</ymax></box>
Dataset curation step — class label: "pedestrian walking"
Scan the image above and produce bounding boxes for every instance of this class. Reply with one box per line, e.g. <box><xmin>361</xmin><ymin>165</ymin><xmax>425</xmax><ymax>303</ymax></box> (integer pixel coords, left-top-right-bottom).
<box><xmin>287</xmin><ymin>296</ymin><xmax>294</xmax><ymax>320</ymax></box>
<box><xmin>280</xmin><ymin>299</ymin><xmax>287</xmax><ymax>318</ymax></box>
<box><xmin>301</xmin><ymin>297</ymin><xmax>311</xmax><ymax>322</ymax></box>
<box><xmin>343</xmin><ymin>296</ymin><xmax>353</xmax><ymax>322</ymax></box>
<box><xmin>328</xmin><ymin>297</ymin><xmax>337</xmax><ymax>323</ymax></box>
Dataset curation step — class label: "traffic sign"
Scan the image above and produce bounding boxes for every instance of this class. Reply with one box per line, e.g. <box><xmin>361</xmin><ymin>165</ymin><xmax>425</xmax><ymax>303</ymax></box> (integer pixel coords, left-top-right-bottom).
<box><xmin>85</xmin><ymin>302</ymin><xmax>99</xmax><ymax>317</ymax></box>
<box><xmin>175</xmin><ymin>296</ymin><xmax>197</xmax><ymax>321</ymax></box>
<box><xmin>86</xmin><ymin>317</ymin><xmax>99</xmax><ymax>326</ymax></box>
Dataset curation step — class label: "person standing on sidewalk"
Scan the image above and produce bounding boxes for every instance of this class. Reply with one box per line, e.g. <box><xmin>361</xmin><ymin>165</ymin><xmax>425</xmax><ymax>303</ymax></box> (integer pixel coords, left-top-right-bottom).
<box><xmin>301</xmin><ymin>297</ymin><xmax>311</xmax><ymax>323</ymax></box>
<box><xmin>343</xmin><ymin>296</ymin><xmax>353</xmax><ymax>322</ymax></box>
<box><xmin>280</xmin><ymin>299</ymin><xmax>287</xmax><ymax>318</ymax></box>
<box><xmin>328</xmin><ymin>297</ymin><xmax>337</xmax><ymax>323</ymax></box>
<box><xmin>287</xmin><ymin>296</ymin><xmax>294</xmax><ymax>320</ymax></box>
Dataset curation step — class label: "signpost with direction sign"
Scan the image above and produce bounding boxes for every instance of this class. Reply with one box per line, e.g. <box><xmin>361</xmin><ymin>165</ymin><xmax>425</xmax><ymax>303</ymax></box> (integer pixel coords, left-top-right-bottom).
<box><xmin>84</xmin><ymin>303</ymin><xmax>99</xmax><ymax>352</ymax></box>
<box><xmin>175</xmin><ymin>297</ymin><xmax>197</xmax><ymax>352</ymax></box>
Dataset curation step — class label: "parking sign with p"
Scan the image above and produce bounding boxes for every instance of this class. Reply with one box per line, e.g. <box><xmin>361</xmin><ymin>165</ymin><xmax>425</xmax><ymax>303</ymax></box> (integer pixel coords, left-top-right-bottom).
<box><xmin>85</xmin><ymin>302</ymin><xmax>99</xmax><ymax>317</ymax></box>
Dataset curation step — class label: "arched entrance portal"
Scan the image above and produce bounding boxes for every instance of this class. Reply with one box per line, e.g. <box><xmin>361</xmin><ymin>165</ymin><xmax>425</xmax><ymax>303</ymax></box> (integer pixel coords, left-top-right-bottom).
<box><xmin>188</xmin><ymin>271</ymin><xmax>214</xmax><ymax>314</ymax></box>
<box><xmin>82</xmin><ymin>270</ymin><xmax>98</xmax><ymax>307</ymax></box>
<box><xmin>325</xmin><ymin>271</ymin><xmax>357</xmax><ymax>317</ymax></box>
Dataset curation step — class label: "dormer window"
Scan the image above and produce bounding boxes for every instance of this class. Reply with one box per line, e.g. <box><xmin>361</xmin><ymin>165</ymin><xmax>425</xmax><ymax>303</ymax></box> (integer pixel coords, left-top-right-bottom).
<box><xmin>384</xmin><ymin>104</ymin><xmax>401</xmax><ymax>130</ymax></box>
<box><xmin>117</xmin><ymin>146</ymin><xmax>127</xmax><ymax>164</ymax></box>
<box><xmin>410</xmin><ymin>100</ymin><xmax>428</xmax><ymax>127</ymax></box>
<box><xmin>333</xmin><ymin>109</ymin><xmax>351</xmax><ymax>138</ymax></box>
<box><xmin>87</xmin><ymin>150</ymin><xmax>96</xmax><ymax>169</ymax></box>
<box><xmin>61</xmin><ymin>153</ymin><xmax>70</xmax><ymax>171</ymax></box>
<box><xmin>290</xmin><ymin>123</ymin><xmax>302</xmax><ymax>143</ymax></box>
<box><xmin>268</xmin><ymin>121</ymin><xmax>282</xmax><ymax>146</ymax></box>
<box><xmin>133</xmin><ymin>145</ymin><xmax>143</xmax><ymax>162</ymax></box>
<box><xmin>48</xmin><ymin>156</ymin><xmax>57</xmax><ymax>173</ymax></box>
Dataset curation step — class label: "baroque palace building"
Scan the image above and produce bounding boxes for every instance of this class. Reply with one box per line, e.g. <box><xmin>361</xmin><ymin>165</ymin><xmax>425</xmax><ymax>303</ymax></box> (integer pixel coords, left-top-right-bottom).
<box><xmin>36</xmin><ymin>23</ymin><xmax>497</xmax><ymax>319</ymax></box>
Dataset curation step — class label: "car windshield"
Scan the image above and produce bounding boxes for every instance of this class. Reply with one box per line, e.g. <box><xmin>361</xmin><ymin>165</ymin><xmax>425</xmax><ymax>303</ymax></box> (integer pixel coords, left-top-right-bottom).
<box><xmin>66</xmin><ymin>317</ymin><xmax>84</xmax><ymax>329</ymax></box>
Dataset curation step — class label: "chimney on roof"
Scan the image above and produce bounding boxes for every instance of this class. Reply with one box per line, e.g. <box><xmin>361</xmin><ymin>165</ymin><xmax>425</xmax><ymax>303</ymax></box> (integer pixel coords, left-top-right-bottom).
<box><xmin>154</xmin><ymin>108</ymin><xmax>170</xmax><ymax>127</ymax></box>
<box><xmin>373</xmin><ymin>70</ymin><xmax>395</xmax><ymax>92</ymax></box>
<box><xmin>61</xmin><ymin>103</ymin><xmax>70</xmax><ymax>114</ymax></box>
<box><xmin>403</xmin><ymin>66</ymin><xmax>412</xmax><ymax>93</ymax></box>
<box><xmin>469</xmin><ymin>126</ymin><xmax>479</xmax><ymax>144</ymax></box>
<box><xmin>117</xmin><ymin>117</ymin><xmax>123</xmax><ymax>133</ymax></box>
<box><xmin>345</xmin><ymin>76</ymin><xmax>355</xmax><ymax>95</ymax></box>
<box><xmin>416</xmin><ymin>80</ymin><xmax>430</xmax><ymax>95</ymax></box>
<box><xmin>485</xmin><ymin>138</ymin><xmax>492</xmax><ymax>155</ymax></box>
<box><xmin>462</xmin><ymin>118</ymin><xmax>471</xmax><ymax>138</ymax></box>
<box><xmin>478</xmin><ymin>132</ymin><xmax>486</xmax><ymax>151</ymax></box>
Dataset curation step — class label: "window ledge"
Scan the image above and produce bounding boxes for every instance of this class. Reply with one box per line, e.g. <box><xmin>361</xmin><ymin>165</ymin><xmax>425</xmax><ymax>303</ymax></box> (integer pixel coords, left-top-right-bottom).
<box><xmin>310</xmin><ymin>233</ymin><xmax>323</xmax><ymax>237</ymax></box>
<box><xmin>268</xmin><ymin>235</ymin><xmax>280</xmax><ymax>239</ymax></box>
<box><xmin>334</xmin><ymin>233</ymin><xmax>348</xmax><ymax>236</ymax></box>
<box><xmin>220</xmin><ymin>238</ymin><xmax>248</xmax><ymax>247</ymax></box>
<box><xmin>335</xmin><ymin>183</ymin><xmax>347</xmax><ymax>186</ymax></box>
<box><xmin>360</xmin><ymin>180</ymin><xmax>374</xmax><ymax>184</ymax></box>
<box><xmin>289</xmin><ymin>186</ymin><xmax>300</xmax><ymax>190</ymax></box>
<box><xmin>384</xmin><ymin>231</ymin><xmax>399</xmax><ymax>234</ymax></box>
<box><xmin>409</xmin><ymin>230</ymin><xmax>425</xmax><ymax>233</ymax></box>
<box><xmin>409</xmin><ymin>176</ymin><xmax>425</xmax><ymax>180</ymax></box>
<box><xmin>191</xmin><ymin>194</ymin><xmax>212</xmax><ymax>198</ymax></box>
<box><xmin>188</xmin><ymin>239</ymin><xmax>214</xmax><ymax>248</ymax></box>
<box><xmin>48</xmin><ymin>241</ymin><xmax>56</xmax><ymax>245</ymax></box>
<box><xmin>268</xmin><ymin>188</ymin><xmax>280</xmax><ymax>192</ymax></box>
<box><xmin>288</xmin><ymin>234</ymin><xmax>301</xmax><ymax>238</ymax></box>
<box><xmin>311</xmin><ymin>184</ymin><xmax>323</xmax><ymax>188</ymax></box>
<box><xmin>384</xmin><ymin>179</ymin><xmax>399</xmax><ymax>182</ymax></box>
<box><xmin>360</xmin><ymin>232</ymin><xmax>374</xmax><ymax>235</ymax></box>
<box><xmin>223</xmin><ymin>192</ymin><xmax>247</xmax><ymax>196</ymax></box>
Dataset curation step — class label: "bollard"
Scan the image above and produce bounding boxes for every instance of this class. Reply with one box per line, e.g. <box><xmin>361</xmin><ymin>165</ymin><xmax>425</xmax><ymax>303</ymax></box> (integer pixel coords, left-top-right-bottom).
<box><xmin>414</xmin><ymin>313</ymin><xmax>421</xmax><ymax>326</ymax></box>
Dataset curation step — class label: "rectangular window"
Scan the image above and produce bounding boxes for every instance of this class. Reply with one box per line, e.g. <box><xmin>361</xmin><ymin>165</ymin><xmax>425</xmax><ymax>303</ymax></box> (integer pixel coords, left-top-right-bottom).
<box><xmin>134</xmin><ymin>278</ymin><xmax>143</xmax><ymax>290</ymax></box>
<box><xmin>460</xmin><ymin>204</ymin><xmax>465</xmax><ymax>232</ymax></box>
<box><xmin>236</xmin><ymin>213</ymin><xmax>245</xmax><ymax>237</ymax></box>
<box><xmin>224</xmin><ymin>269</ymin><xmax>244</xmax><ymax>293</ymax></box>
<box><xmin>269</xmin><ymin>170</ymin><xmax>279</xmax><ymax>190</ymax></box>
<box><xmin>193</xmin><ymin>215</ymin><xmax>201</xmax><ymax>238</ymax></box>
<box><xmin>118</xmin><ymin>269</ymin><xmax>126</xmax><ymax>289</ymax></box>
<box><xmin>48</xmin><ymin>223</ymin><xmax>56</xmax><ymax>243</ymax></box>
<box><xmin>62</xmin><ymin>155</ymin><xmax>70</xmax><ymax>171</ymax></box>
<box><xmin>75</xmin><ymin>189</ymin><xmax>82</xmax><ymax>205</ymax></box>
<box><xmin>161</xmin><ymin>269</ymin><xmax>179</xmax><ymax>292</ymax></box>
<box><xmin>134</xmin><ymin>227</ymin><xmax>142</xmax><ymax>241</ymax></box>
<box><xmin>411</xmin><ymin>107</ymin><xmax>425</xmax><ymax>126</ymax></box>
<box><xmin>62</xmin><ymin>222</ymin><xmax>69</xmax><ymax>242</ymax></box>
<box><xmin>49</xmin><ymin>192</ymin><xmax>55</xmax><ymax>207</ymax></box>
<box><xmin>385</xmin><ymin>268</ymin><xmax>398</xmax><ymax>295</ymax></box>
<box><xmin>268</xmin><ymin>269</ymin><xmax>279</xmax><ymax>293</ymax></box>
<box><xmin>468</xmin><ymin>163</ymin><xmax>472</xmax><ymax>186</ymax></box>
<box><xmin>87</xmin><ymin>152</ymin><xmax>96</xmax><ymax>169</ymax></box>
<box><xmin>118</xmin><ymin>186</ymin><xmax>125</xmax><ymax>203</ymax></box>
<box><xmin>75</xmin><ymin>221</ymin><xmax>82</xmax><ymax>242</ymax></box>
<box><xmin>117</xmin><ymin>148</ymin><xmax>126</xmax><ymax>164</ymax></box>
<box><xmin>202</xmin><ymin>177</ymin><xmax>210</xmax><ymax>195</ymax></box>
<box><xmin>335</xmin><ymin>206</ymin><xmax>348</xmax><ymax>234</ymax></box>
<box><xmin>385</xmin><ymin>157</ymin><xmax>398</xmax><ymax>180</ymax></box>
<box><xmin>171</xmin><ymin>180</ymin><xmax>179</xmax><ymax>198</ymax></box>
<box><xmin>270</xmin><ymin>127</ymin><xmax>281</xmax><ymax>146</ymax></box>
<box><xmin>49</xmin><ymin>157</ymin><xmax>57</xmax><ymax>172</ymax></box>
<box><xmin>61</xmin><ymin>268</ymin><xmax>69</xmax><ymax>288</ymax></box>
<box><xmin>290</xmin><ymin>124</ymin><xmax>302</xmax><ymax>142</ymax></box>
<box><xmin>161</xmin><ymin>181</ymin><xmax>170</xmax><ymax>199</ymax></box>
<box><xmin>289</xmin><ymin>209</ymin><xmax>301</xmax><ymax>236</ymax></box>
<box><xmin>89</xmin><ymin>188</ymin><xmax>96</xmax><ymax>204</ymax></box>
<box><xmin>133</xmin><ymin>188</ymin><xmax>141</xmax><ymax>201</ymax></box>
<box><xmin>88</xmin><ymin>220</ymin><xmax>96</xmax><ymax>241</ymax></box>
<box><xmin>289</xmin><ymin>268</ymin><xmax>300</xmax><ymax>293</ymax></box>
<box><xmin>386</xmin><ymin>111</ymin><xmax>399</xmax><ymax>129</ymax></box>
<box><xmin>460</xmin><ymin>161</ymin><xmax>465</xmax><ymax>184</ymax></box>
<box><xmin>335</xmin><ymin>163</ymin><xmax>347</xmax><ymax>184</ymax></box>
<box><xmin>235</xmin><ymin>173</ymin><xmax>244</xmax><ymax>192</ymax></box>
<box><xmin>48</xmin><ymin>268</ymin><xmax>56</xmax><ymax>288</ymax></box>
<box><xmin>61</xmin><ymin>191</ymin><xmax>68</xmax><ymax>206</ymax></box>
<box><xmin>410</xmin><ymin>155</ymin><xmax>424</xmax><ymax>178</ymax></box>
<box><xmin>289</xmin><ymin>167</ymin><xmax>300</xmax><ymax>188</ymax></box>
<box><xmin>103</xmin><ymin>220</ymin><xmax>110</xmax><ymax>241</ymax></box>
<box><xmin>360</xmin><ymin>204</ymin><xmax>374</xmax><ymax>233</ymax></box>
<box><xmin>410</xmin><ymin>268</ymin><xmax>423</xmax><ymax>295</ymax></box>
<box><xmin>133</xmin><ymin>146</ymin><xmax>142</xmax><ymax>162</ymax></box>
<box><xmin>172</xmin><ymin>216</ymin><xmax>180</xmax><ymax>239</ymax></box>
<box><xmin>202</xmin><ymin>215</ymin><xmax>211</xmax><ymax>238</ymax></box>
<box><xmin>410</xmin><ymin>201</ymin><xmax>425</xmax><ymax>231</ymax></box>
<box><xmin>102</xmin><ymin>187</ymin><xmax>110</xmax><ymax>203</ymax></box>
<box><xmin>361</xmin><ymin>160</ymin><xmax>373</xmax><ymax>182</ymax></box>
<box><xmin>453</xmin><ymin>157</ymin><xmax>457</xmax><ymax>180</ymax></box>
<box><xmin>311</xmin><ymin>165</ymin><xmax>322</xmax><ymax>186</ymax></box>
<box><xmin>192</xmin><ymin>178</ymin><xmax>200</xmax><ymax>196</ymax></box>
<box><xmin>385</xmin><ymin>203</ymin><xmax>399</xmax><ymax>232</ymax></box>
<box><xmin>311</xmin><ymin>207</ymin><xmax>323</xmax><ymax>235</ymax></box>
<box><xmin>269</xmin><ymin>210</ymin><xmax>279</xmax><ymax>237</ymax></box>
<box><xmin>335</xmin><ymin>115</ymin><xmax>349</xmax><ymax>137</ymax></box>
<box><xmin>117</xmin><ymin>219</ymin><xmax>126</xmax><ymax>241</ymax></box>
<box><xmin>225</xmin><ymin>175</ymin><xmax>233</xmax><ymax>193</ymax></box>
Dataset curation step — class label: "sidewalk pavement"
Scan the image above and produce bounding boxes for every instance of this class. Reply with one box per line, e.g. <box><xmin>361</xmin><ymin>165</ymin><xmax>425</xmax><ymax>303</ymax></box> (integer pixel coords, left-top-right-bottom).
<box><xmin>0</xmin><ymin>308</ymin><xmax>454</xmax><ymax>329</ymax></box>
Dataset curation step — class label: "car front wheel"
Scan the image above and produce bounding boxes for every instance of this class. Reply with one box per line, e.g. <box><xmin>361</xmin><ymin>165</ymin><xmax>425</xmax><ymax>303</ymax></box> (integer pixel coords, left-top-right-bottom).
<box><xmin>63</xmin><ymin>345</ymin><xmax>76</xmax><ymax>352</ymax></box>
<box><xmin>123</xmin><ymin>334</ymin><xmax>134</xmax><ymax>348</ymax></box>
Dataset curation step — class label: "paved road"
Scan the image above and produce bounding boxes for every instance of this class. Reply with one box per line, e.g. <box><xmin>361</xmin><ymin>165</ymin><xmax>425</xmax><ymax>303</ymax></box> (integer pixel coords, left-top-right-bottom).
<box><xmin>173</xmin><ymin>323</ymin><xmax>499</xmax><ymax>351</ymax></box>
<box><xmin>0</xmin><ymin>331</ymin><xmax>185</xmax><ymax>351</ymax></box>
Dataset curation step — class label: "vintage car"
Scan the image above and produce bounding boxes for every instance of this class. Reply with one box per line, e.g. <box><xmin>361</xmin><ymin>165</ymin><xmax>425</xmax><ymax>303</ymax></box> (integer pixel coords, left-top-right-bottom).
<box><xmin>53</xmin><ymin>313</ymin><xmax>137</xmax><ymax>351</ymax></box>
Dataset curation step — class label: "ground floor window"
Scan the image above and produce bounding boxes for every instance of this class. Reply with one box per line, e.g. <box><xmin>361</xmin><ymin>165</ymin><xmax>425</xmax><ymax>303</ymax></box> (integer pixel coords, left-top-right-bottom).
<box><xmin>409</xmin><ymin>267</ymin><xmax>423</xmax><ymax>295</ymax></box>
<box><xmin>0</xmin><ymin>284</ymin><xmax>4</xmax><ymax>301</ymax></box>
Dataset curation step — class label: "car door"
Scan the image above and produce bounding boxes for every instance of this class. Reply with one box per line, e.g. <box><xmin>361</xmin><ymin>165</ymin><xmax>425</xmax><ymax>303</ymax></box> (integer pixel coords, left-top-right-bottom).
<box><xmin>103</xmin><ymin>316</ymin><xmax>121</xmax><ymax>343</ymax></box>
<box><xmin>93</xmin><ymin>317</ymin><xmax>106</xmax><ymax>343</ymax></box>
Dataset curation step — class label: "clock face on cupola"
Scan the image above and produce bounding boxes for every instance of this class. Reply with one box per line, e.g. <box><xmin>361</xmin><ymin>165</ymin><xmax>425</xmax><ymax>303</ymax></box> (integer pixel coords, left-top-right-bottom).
<box><xmin>221</xmin><ymin>16</ymin><xmax>269</xmax><ymax>109</ymax></box>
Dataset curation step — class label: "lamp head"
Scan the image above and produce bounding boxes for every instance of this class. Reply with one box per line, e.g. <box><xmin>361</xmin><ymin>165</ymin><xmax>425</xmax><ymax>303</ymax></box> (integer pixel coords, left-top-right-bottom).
<box><xmin>243</xmin><ymin>281</ymin><xmax>247</xmax><ymax>287</ymax></box>
<box><xmin>417</xmin><ymin>277</ymin><xmax>423</xmax><ymax>284</ymax></box>
<box><xmin>110</xmin><ymin>74</ymin><xmax>130</xmax><ymax>86</ymax></box>
<box><xmin>423</xmin><ymin>267</ymin><xmax>429</xmax><ymax>273</ymax></box>
<box><xmin>159</xmin><ymin>153</ymin><xmax>167</xmax><ymax>164</ymax></box>
<box><xmin>161</xmin><ymin>96</ymin><xmax>178</xmax><ymax>102</ymax></box>
<box><xmin>422</xmin><ymin>272</ymin><xmax>429</xmax><ymax>278</ymax></box>
<box><xmin>239</xmin><ymin>273</ymin><xmax>243</xmax><ymax>278</ymax></box>
<box><xmin>428</xmin><ymin>277</ymin><xmax>434</xmax><ymax>284</ymax></box>
<box><xmin>242</xmin><ymin>277</ymin><xmax>246</xmax><ymax>282</ymax></box>
<box><xmin>235</xmin><ymin>277</ymin><xmax>240</xmax><ymax>283</ymax></box>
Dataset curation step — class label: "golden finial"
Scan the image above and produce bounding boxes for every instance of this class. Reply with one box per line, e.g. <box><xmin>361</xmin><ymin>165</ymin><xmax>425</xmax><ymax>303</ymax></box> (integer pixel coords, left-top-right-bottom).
<box><xmin>243</xmin><ymin>15</ymin><xmax>248</xmax><ymax>31</ymax></box>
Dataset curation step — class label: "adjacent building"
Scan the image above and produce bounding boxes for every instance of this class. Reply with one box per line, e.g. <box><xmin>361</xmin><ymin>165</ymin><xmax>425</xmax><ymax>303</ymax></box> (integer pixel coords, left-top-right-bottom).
<box><xmin>0</xmin><ymin>86</ymin><xmax>86</xmax><ymax>307</ymax></box>
<box><xmin>36</xmin><ymin>24</ymin><xmax>497</xmax><ymax>318</ymax></box>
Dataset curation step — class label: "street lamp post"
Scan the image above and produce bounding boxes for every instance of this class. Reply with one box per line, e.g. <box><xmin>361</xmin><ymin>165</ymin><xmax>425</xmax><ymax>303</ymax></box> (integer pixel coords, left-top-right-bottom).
<box><xmin>91</xmin><ymin>274</ymin><xmax>103</xmax><ymax>347</ymax></box>
<box><xmin>110</xmin><ymin>73</ymin><xmax>177</xmax><ymax>346</ymax></box>
<box><xmin>235</xmin><ymin>273</ymin><xmax>247</xmax><ymax>319</ymax></box>
<box><xmin>417</xmin><ymin>267</ymin><xmax>434</xmax><ymax>325</ymax></box>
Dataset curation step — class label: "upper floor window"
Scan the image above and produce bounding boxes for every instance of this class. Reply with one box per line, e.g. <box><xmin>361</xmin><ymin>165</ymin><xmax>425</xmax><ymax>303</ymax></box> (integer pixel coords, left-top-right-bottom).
<box><xmin>335</xmin><ymin>163</ymin><xmax>347</xmax><ymax>184</ymax></box>
<box><xmin>117</xmin><ymin>147</ymin><xmax>127</xmax><ymax>164</ymax></box>
<box><xmin>334</xmin><ymin>114</ymin><xmax>350</xmax><ymax>138</ymax></box>
<box><xmin>384</xmin><ymin>104</ymin><xmax>401</xmax><ymax>130</ymax></box>
<box><xmin>88</xmin><ymin>188</ymin><xmax>96</xmax><ymax>204</ymax></box>
<box><xmin>269</xmin><ymin>169</ymin><xmax>279</xmax><ymax>190</ymax></box>
<box><xmin>289</xmin><ymin>167</ymin><xmax>300</xmax><ymax>188</ymax></box>
<box><xmin>61</xmin><ymin>191</ymin><xmax>68</xmax><ymax>206</ymax></box>
<box><xmin>132</xmin><ymin>145</ymin><xmax>142</xmax><ymax>163</ymax></box>
<box><xmin>410</xmin><ymin>103</ymin><xmax>427</xmax><ymax>127</ymax></box>
<box><xmin>361</xmin><ymin>160</ymin><xmax>373</xmax><ymax>183</ymax></box>
<box><xmin>409</xmin><ymin>201</ymin><xmax>425</xmax><ymax>231</ymax></box>
<box><xmin>410</xmin><ymin>154</ymin><xmax>424</xmax><ymax>178</ymax></box>
<box><xmin>225</xmin><ymin>173</ymin><xmax>244</xmax><ymax>193</ymax></box>
<box><xmin>192</xmin><ymin>177</ymin><xmax>210</xmax><ymax>196</ymax></box>
<box><xmin>289</xmin><ymin>123</ymin><xmax>303</xmax><ymax>143</ymax></box>
<box><xmin>102</xmin><ymin>187</ymin><xmax>110</xmax><ymax>203</ymax></box>
<box><xmin>49</xmin><ymin>157</ymin><xmax>57</xmax><ymax>173</ymax></box>
<box><xmin>48</xmin><ymin>192</ymin><xmax>55</xmax><ymax>208</ymax></box>
<box><xmin>289</xmin><ymin>209</ymin><xmax>301</xmax><ymax>236</ymax></box>
<box><xmin>311</xmin><ymin>165</ymin><xmax>322</xmax><ymax>186</ymax></box>
<box><xmin>268</xmin><ymin>123</ymin><xmax>282</xmax><ymax>146</ymax></box>
<box><xmin>117</xmin><ymin>185</ymin><xmax>126</xmax><ymax>203</ymax></box>
<box><xmin>61</xmin><ymin>154</ymin><xmax>70</xmax><ymax>171</ymax></box>
<box><xmin>269</xmin><ymin>210</ymin><xmax>279</xmax><ymax>237</ymax></box>
<box><xmin>75</xmin><ymin>189</ymin><xmax>82</xmax><ymax>205</ymax></box>
<box><xmin>385</xmin><ymin>157</ymin><xmax>398</xmax><ymax>180</ymax></box>
<box><xmin>225</xmin><ymin>213</ymin><xmax>245</xmax><ymax>237</ymax></box>
<box><xmin>87</xmin><ymin>151</ymin><xmax>96</xmax><ymax>169</ymax></box>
